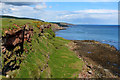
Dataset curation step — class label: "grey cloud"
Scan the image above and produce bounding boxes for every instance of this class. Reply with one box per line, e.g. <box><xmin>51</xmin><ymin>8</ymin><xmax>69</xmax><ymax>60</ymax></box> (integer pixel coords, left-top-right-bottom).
<box><xmin>3</xmin><ymin>2</ymin><xmax>38</xmax><ymax>6</ymax></box>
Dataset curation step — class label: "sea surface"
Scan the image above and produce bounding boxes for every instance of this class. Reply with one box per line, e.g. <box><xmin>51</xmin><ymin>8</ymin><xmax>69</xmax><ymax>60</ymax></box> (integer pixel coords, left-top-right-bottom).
<box><xmin>56</xmin><ymin>25</ymin><xmax>119</xmax><ymax>50</ymax></box>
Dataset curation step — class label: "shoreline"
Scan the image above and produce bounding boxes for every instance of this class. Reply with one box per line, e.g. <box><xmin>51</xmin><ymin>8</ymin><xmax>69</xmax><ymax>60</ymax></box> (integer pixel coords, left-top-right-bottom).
<box><xmin>56</xmin><ymin>24</ymin><xmax>119</xmax><ymax>51</ymax></box>
<box><xmin>69</xmin><ymin>40</ymin><xmax>120</xmax><ymax>78</ymax></box>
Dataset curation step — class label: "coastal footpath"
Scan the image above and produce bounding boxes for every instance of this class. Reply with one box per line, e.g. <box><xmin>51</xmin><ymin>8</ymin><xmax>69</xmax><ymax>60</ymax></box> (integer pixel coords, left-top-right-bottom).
<box><xmin>0</xmin><ymin>17</ymin><xmax>120</xmax><ymax>79</ymax></box>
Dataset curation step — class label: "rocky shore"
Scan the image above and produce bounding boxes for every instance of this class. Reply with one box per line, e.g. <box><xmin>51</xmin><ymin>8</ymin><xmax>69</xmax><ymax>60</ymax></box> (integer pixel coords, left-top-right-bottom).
<box><xmin>69</xmin><ymin>40</ymin><xmax>120</xmax><ymax>78</ymax></box>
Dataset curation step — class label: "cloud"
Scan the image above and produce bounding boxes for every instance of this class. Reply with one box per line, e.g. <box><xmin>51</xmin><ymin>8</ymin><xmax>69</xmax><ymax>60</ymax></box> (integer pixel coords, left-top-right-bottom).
<box><xmin>34</xmin><ymin>2</ymin><xmax>47</xmax><ymax>10</ymax></box>
<box><xmin>64</xmin><ymin>9</ymin><xmax>118</xmax><ymax>19</ymax></box>
<box><xmin>40</xmin><ymin>9</ymin><xmax>118</xmax><ymax>24</ymax></box>
<box><xmin>4</xmin><ymin>2</ymin><xmax>37</xmax><ymax>6</ymax></box>
<box><xmin>0</xmin><ymin>2</ymin><xmax>47</xmax><ymax>14</ymax></box>
<box><xmin>0</xmin><ymin>0</ymin><xmax>43</xmax><ymax>2</ymax></box>
<box><xmin>74</xmin><ymin>9</ymin><xmax>118</xmax><ymax>13</ymax></box>
<box><xmin>0</xmin><ymin>2</ymin><xmax>118</xmax><ymax>25</ymax></box>
<box><xmin>0</xmin><ymin>3</ymin><xmax>14</xmax><ymax>13</ymax></box>
<box><xmin>49</xmin><ymin>6</ymin><xmax>52</xmax><ymax>8</ymax></box>
<box><xmin>56</xmin><ymin>9</ymin><xmax>118</xmax><ymax>24</ymax></box>
<box><xmin>1</xmin><ymin>2</ymin><xmax>43</xmax><ymax>18</ymax></box>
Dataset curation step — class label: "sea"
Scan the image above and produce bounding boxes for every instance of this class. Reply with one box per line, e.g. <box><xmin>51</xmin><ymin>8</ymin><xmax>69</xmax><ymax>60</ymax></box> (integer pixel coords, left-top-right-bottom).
<box><xmin>56</xmin><ymin>25</ymin><xmax>119</xmax><ymax>50</ymax></box>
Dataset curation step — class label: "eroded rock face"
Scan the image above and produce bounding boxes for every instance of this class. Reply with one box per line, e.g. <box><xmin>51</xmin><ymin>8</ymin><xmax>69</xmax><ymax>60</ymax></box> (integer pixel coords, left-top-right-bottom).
<box><xmin>2</xmin><ymin>25</ymin><xmax>33</xmax><ymax>50</ymax></box>
<box><xmin>2</xmin><ymin>25</ymin><xmax>34</xmax><ymax>76</ymax></box>
<box><xmin>2</xmin><ymin>23</ymin><xmax>53</xmax><ymax>76</ymax></box>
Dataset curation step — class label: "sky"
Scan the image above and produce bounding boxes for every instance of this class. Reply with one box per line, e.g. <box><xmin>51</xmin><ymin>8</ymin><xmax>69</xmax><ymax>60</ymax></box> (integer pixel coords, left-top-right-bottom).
<box><xmin>0</xmin><ymin>1</ymin><xmax>119</xmax><ymax>25</ymax></box>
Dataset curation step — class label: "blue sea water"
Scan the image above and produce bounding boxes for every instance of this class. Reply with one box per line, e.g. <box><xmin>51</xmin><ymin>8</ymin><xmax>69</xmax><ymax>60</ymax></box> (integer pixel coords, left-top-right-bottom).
<box><xmin>56</xmin><ymin>25</ymin><xmax>119</xmax><ymax>50</ymax></box>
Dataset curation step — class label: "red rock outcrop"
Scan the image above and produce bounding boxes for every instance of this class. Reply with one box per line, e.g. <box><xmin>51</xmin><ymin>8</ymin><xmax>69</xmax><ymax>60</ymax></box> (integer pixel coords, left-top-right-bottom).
<box><xmin>2</xmin><ymin>25</ymin><xmax>33</xmax><ymax>51</ymax></box>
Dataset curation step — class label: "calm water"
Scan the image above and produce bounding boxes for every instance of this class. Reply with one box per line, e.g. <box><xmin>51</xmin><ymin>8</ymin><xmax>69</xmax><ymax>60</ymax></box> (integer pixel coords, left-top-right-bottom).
<box><xmin>56</xmin><ymin>25</ymin><xmax>119</xmax><ymax>49</ymax></box>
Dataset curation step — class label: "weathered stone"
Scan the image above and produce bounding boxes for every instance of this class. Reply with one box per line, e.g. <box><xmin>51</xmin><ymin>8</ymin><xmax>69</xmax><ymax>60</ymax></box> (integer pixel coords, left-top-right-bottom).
<box><xmin>6</xmin><ymin>31</ymin><xmax>13</xmax><ymax>35</ymax></box>
<box><xmin>87</xmin><ymin>65</ymin><xmax>92</xmax><ymax>69</ymax></box>
<box><xmin>2</xmin><ymin>46</ymin><xmax>6</xmax><ymax>53</ymax></box>
<box><xmin>13</xmin><ymin>38</ymin><xmax>21</xmax><ymax>46</ymax></box>
<box><xmin>5</xmin><ymin>30</ymin><xmax>9</xmax><ymax>34</ymax></box>
<box><xmin>88</xmin><ymin>70</ymin><xmax>92</xmax><ymax>74</ymax></box>
<box><xmin>40</xmin><ymin>25</ymin><xmax>44</xmax><ymax>29</ymax></box>
<box><xmin>25</xmin><ymin>24</ymin><xmax>29</xmax><ymax>30</ymax></box>
<box><xmin>27</xmin><ymin>34</ymin><xmax>30</xmax><ymax>39</ymax></box>
<box><xmin>6</xmin><ymin>75</ymin><xmax>9</xmax><ymax>78</ymax></box>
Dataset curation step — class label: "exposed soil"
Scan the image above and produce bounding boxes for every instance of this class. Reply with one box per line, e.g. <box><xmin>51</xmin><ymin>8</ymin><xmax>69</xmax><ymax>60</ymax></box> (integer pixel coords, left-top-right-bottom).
<box><xmin>69</xmin><ymin>40</ymin><xmax>120</xmax><ymax>78</ymax></box>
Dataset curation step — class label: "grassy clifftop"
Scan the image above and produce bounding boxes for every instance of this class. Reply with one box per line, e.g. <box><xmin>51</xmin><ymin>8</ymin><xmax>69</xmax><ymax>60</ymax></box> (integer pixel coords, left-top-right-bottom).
<box><xmin>1</xmin><ymin>18</ymin><xmax>84</xmax><ymax>78</ymax></box>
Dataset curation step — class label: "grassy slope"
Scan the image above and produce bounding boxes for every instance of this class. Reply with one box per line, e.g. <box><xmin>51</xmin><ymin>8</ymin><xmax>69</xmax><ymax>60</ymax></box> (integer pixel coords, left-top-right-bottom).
<box><xmin>1</xmin><ymin>18</ymin><xmax>84</xmax><ymax>78</ymax></box>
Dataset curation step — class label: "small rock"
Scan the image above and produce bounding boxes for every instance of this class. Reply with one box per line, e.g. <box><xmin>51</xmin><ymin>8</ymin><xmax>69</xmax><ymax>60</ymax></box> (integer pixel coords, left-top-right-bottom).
<box><xmin>5</xmin><ymin>30</ymin><xmax>9</xmax><ymax>34</ymax></box>
<box><xmin>88</xmin><ymin>70</ymin><xmax>92</xmax><ymax>74</ymax></box>
<box><xmin>87</xmin><ymin>65</ymin><xmax>92</xmax><ymax>69</ymax></box>
<box><xmin>2</xmin><ymin>46</ymin><xmax>6</xmax><ymax>53</ymax></box>
<box><xmin>6</xmin><ymin>75</ymin><xmax>9</xmax><ymax>78</ymax></box>
<box><xmin>11</xmin><ymin>76</ymin><xmax>14</xmax><ymax>78</ymax></box>
<box><xmin>104</xmin><ymin>69</ymin><xmax>109</xmax><ymax>72</ymax></box>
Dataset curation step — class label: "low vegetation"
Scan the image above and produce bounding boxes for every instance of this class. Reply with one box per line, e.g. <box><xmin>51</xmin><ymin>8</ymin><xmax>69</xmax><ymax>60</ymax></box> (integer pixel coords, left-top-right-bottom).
<box><xmin>1</xmin><ymin>17</ymin><xmax>84</xmax><ymax>78</ymax></box>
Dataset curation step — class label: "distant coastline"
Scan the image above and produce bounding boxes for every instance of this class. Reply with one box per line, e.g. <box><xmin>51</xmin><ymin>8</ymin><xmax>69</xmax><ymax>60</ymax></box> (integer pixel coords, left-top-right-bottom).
<box><xmin>56</xmin><ymin>24</ymin><xmax>119</xmax><ymax>50</ymax></box>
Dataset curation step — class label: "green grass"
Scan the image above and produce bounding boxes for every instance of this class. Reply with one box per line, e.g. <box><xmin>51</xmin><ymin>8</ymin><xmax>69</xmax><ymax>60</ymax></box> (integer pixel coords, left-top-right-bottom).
<box><xmin>1</xmin><ymin>18</ymin><xmax>35</xmax><ymax>36</ymax></box>
<box><xmin>15</xmin><ymin>35</ymin><xmax>84</xmax><ymax>78</ymax></box>
<box><xmin>2</xmin><ymin>18</ymin><xmax>84</xmax><ymax>78</ymax></box>
<box><xmin>48</xmin><ymin>37</ymin><xmax>84</xmax><ymax>78</ymax></box>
